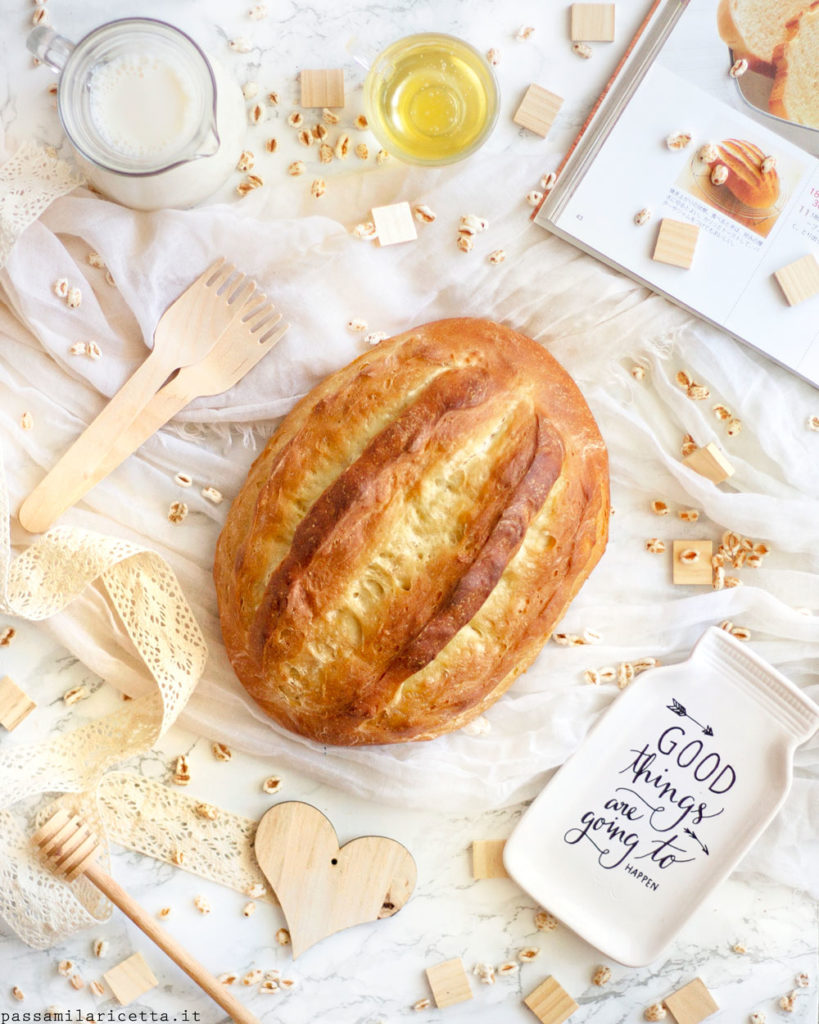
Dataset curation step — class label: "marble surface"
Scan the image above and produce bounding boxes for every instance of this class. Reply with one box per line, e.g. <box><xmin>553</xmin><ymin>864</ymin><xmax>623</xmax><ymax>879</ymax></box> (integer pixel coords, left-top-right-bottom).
<box><xmin>0</xmin><ymin>0</ymin><xmax>817</xmax><ymax>1022</ymax></box>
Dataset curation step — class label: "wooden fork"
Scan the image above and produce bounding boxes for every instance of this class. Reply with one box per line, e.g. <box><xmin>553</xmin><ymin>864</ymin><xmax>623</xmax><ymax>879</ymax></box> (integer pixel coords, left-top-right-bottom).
<box><xmin>18</xmin><ymin>259</ymin><xmax>269</xmax><ymax>534</ymax></box>
<box><xmin>75</xmin><ymin>296</ymin><xmax>288</xmax><ymax>501</ymax></box>
<box><xmin>33</xmin><ymin>808</ymin><xmax>260</xmax><ymax>1024</ymax></box>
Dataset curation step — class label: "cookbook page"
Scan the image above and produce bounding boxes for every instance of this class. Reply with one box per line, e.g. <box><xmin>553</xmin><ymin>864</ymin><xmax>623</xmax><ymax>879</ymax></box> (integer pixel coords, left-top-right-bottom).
<box><xmin>543</xmin><ymin>0</ymin><xmax>819</xmax><ymax>383</ymax></box>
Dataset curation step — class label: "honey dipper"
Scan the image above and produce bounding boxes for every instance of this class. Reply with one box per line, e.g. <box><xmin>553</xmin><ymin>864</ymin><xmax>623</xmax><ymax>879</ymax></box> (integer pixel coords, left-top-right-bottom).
<box><xmin>33</xmin><ymin>809</ymin><xmax>260</xmax><ymax>1024</ymax></box>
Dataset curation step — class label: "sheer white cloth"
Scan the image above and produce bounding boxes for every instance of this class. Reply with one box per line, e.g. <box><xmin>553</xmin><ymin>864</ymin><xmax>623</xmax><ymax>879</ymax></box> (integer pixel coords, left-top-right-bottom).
<box><xmin>0</xmin><ymin>139</ymin><xmax>817</xmax><ymax>933</ymax></box>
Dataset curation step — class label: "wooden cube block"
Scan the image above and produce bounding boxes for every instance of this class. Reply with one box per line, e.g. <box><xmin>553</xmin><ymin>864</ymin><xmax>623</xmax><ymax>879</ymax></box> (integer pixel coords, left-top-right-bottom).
<box><xmin>773</xmin><ymin>253</ymin><xmax>819</xmax><ymax>306</ymax></box>
<box><xmin>472</xmin><ymin>839</ymin><xmax>509</xmax><ymax>879</ymax></box>
<box><xmin>372</xmin><ymin>202</ymin><xmax>418</xmax><ymax>246</ymax></box>
<box><xmin>426</xmin><ymin>957</ymin><xmax>473</xmax><ymax>1008</ymax></box>
<box><xmin>513</xmin><ymin>85</ymin><xmax>564</xmax><ymax>138</ymax></box>
<box><xmin>682</xmin><ymin>442</ymin><xmax>734</xmax><ymax>484</ymax></box>
<box><xmin>524</xmin><ymin>976</ymin><xmax>579</xmax><ymax>1024</ymax></box>
<box><xmin>672</xmin><ymin>540</ymin><xmax>713</xmax><ymax>585</ymax></box>
<box><xmin>0</xmin><ymin>675</ymin><xmax>36</xmax><ymax>731</ymax></box>
<box><xmin>103</xmin><ymin>952</ymin><xmax>158</xmax><ymax>1006</ymax></box>
<box><xmin>300</xmin><ymin>69</ymin><xmax>345</xmax><ymax>108</ymax></box>
<box><xmin>653</xmin><ymin>219</ymin><xmax>700</xmax><ymax>269</ymax></box>
<box><xmin>664</xmin><ymin>977</ymin><xmax>719</xmax><ymax>1024</ymax></box>
<box><xmin>571</xmin><ymin>3</ymin><xmax>616</xmax><ymax>41</ymax></box>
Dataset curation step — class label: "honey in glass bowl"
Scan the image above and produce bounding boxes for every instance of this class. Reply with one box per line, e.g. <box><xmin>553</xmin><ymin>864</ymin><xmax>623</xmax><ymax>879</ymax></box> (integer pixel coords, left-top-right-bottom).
<box><xmin>363</xmin><ymin>34</ymin><xmax>499</xmax><ymax>165</ymax></box>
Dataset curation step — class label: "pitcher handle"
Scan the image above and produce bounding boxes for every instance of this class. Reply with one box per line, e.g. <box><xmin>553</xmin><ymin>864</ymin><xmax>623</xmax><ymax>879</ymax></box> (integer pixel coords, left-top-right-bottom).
<box><xmin>27</xmin><ymin>26</ymin><xmax>75</xmax><ymax>73</ymax></box>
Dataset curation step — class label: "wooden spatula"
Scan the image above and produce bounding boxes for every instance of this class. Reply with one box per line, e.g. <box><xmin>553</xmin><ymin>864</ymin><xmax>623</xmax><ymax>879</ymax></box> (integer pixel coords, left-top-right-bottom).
<box><xmin>33</xmin><ymin>808</ymin><xmax>260</xmax><ymax>1024</ymax></box>
<box><xmin>18</xmin><ymin>258</ymin><xmax>258</xmax><ymax>535</ymax></box>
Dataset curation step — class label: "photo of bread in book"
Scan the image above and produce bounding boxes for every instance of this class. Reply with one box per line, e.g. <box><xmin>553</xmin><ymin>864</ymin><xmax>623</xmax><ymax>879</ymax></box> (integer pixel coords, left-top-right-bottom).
<box><xmin>718</xmin><ymin>0</ymin><xmax>819</xmax><ymax>130</ymax></box>
<box><xmin>680</xmin><ymin>136</ymin><xmax>788</xmax><ymax>237</ymax></box>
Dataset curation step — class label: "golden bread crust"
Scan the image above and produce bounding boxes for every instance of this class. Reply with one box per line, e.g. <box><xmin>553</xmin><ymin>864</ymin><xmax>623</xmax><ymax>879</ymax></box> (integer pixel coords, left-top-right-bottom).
<box><xmin>214</xmin><ymin>318</ymin><xmax>609</xmax><ymax>745</ymax></box>
<box><xmin>770</xmin><ymin>2</ymin><xmax>819</xmax><ymax>125</ymax></box>
<box><xmin>711</xmin><ymin>139</ymin><xmax>780</xmax><ymax>208</ymax></box>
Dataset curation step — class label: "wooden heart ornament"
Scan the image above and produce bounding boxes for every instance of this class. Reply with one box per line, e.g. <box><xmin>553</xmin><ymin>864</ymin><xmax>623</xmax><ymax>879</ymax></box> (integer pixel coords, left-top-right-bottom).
<box><xmin>253</xmin><ymin>802</ymin><xmax>417</xmax><ymax>957</ymax></box>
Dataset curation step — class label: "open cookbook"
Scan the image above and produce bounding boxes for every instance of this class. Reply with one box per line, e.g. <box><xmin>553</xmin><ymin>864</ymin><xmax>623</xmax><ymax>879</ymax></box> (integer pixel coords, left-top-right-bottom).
<box><xmin>536</xmin><ymin>0</ymin><xmax>819</xmax><ymax>386</ymax></box>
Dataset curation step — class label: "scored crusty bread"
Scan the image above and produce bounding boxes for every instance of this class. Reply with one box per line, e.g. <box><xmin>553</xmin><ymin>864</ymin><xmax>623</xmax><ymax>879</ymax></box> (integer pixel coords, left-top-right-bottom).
<box><xmin>214</xmin><ymin>318</ymin><xmax>609</xmax><ymax>746</ymax></box>
<box><xmin>711</xmin><ymin>138</ymin><xmax>780</xmax><ymax>208</ymax></box>
<box><xmin>770</xmin><ymin>1</ymin><xmax>819</xmax><ymax>127</ymax></box>
<box><xmin>717</xmin><ymin>0</ymin><xmax>808</xmax><ymax>74</ymax></box>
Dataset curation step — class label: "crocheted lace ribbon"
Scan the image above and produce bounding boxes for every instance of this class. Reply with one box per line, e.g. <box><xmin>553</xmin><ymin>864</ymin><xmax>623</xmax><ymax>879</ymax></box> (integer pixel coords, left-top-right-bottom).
<box><xmin>0</xmin><ymin>142</ymin><xmax>82</xmax><ymax>269</ymax></box>
<box><xmin>0</xmin><ymin>444</ymin><xmax>211</xmax><ymax>948</ymax></box>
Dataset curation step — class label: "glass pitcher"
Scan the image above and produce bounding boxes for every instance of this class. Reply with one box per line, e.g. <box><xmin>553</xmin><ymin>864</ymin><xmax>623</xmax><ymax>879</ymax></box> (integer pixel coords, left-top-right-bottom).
<box><xmin>28</xmin><ymin>18</ymin><xmax>246</xmax><ymax>210</ymax></box>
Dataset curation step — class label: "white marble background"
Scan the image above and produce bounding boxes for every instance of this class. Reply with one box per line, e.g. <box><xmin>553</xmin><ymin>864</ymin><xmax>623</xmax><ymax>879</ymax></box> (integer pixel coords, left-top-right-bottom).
<box><xmin>0</xmin><ymin>0</ymin><xmax>817</xmax><ymax>1022</ymax></box>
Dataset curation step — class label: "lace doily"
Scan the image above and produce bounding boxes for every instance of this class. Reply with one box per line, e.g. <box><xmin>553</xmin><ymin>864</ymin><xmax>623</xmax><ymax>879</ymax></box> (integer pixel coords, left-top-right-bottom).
<box><xmin>0</xmin><ymin>446</ymin><xmax>207</xmax><ymax>949</ymax></box>
<box><xmin>0</xmin><ymin>142</ymin><xmax>82</xmax><ymax>269</ymax></box>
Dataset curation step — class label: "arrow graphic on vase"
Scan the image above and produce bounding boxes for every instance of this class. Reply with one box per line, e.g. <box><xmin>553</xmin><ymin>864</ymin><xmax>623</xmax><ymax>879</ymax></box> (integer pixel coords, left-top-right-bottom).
<box><xmin>683</xmin><ymin>827</ymin><xmax>710</xmax><ymax>856</ymax></box>
<box><xmin>667</xmin><ymin>698</ymin><xmax>714</xmax><ymax>736</ymax></box>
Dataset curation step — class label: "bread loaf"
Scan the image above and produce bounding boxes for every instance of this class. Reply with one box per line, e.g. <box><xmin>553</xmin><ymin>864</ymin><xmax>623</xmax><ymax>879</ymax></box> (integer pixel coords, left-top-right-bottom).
<box><xmin>770</xmin><ymin>2</ymin><xmax>819</xmax><ymax>127</ymax></box>
<box><xmin>717</xmin><ymin>0</ymin><xmax>808</xmax><ymax>74</ymax></box>
<box><xmin>710</xmin><ymin>139</ymin><xmax>780</xmax><ymax>208</ymax></box>
<box><xmin>214</xmin><ymin>318</ymin><xmax>609</xmax><ymax>746</ymax></box>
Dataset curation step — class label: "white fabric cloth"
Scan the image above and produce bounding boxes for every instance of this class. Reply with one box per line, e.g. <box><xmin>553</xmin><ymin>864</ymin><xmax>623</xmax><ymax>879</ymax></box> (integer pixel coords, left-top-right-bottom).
<box><xmin>1</xmin><ymin>140</ymin><xmax>817</xmax><ymax>899</ymax></box>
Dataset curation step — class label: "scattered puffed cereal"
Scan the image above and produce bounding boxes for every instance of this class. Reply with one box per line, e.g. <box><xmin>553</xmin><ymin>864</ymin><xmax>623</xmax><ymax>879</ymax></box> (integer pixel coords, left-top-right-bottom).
<box><xmin>87</xmin><ymin>341</ymin><xmax>102</xmax><ymax>360</ymax></box>
<box><xmin>572</xmin><ymin>41</ymin><xmax>593</xmax><ymax>58</ymax></box>
<box><xmin>651</xmin><ymin>500</ymin><xmax>669</xmax><ymax>515</ymax></box>
<box><xmin>807</xmin><ymin>416</ymin><xmax>819</xmax><ymax>431</ymax></box>
<box><xmin>262</xmin><ymin>775</ymin><xmax>282</xmax><ymax>794</ymax></box>
<box><xmin>0</xmin><ymin>626</ymin><xmax>16</xmax><ymax>646</ymax></box>
<box><xmin>457</xmin><ymin>234</ymin><xmax>475</xmax><ymax>253</ymax></box>
<box><xmin>473</xmin><ymin>963</ymin><xmax>496</xmax><ymax>985</ymax></box>
<box><xmin>212</xmin><ymin>742</ymin><xmax>232</xmax><ymax>761</ymax></box>
<box><xmin>678</xmin><ymin>508</ymin><xmax>700</xmax><ymax>522</ymax></box>
<box><xmin>276</xmin><ymin>927</ymin><xmax>291</xmax><ymax>945</ymax></box>
<box><xmin>534</xmin><ymin>910</ymin><xmax>558</xmax><ymax>931</ymax></box>
<box><xmin>516</xmin><ymin>26</ymin><xmax>535</xmax><ymax>40</ymax></box>
<box><xmin>413</xmin><ymin>204</ymin><xmax>436</xmax><ymax>223</ymax></box>
<box><xmin>352</xmin><ymin>221</ymin><xmax>377</xmax><ymax>240</ymax></box>
<box><xmin>634</xmin><ymin>208</ymin><xmax>652</xmax><ymax>226</ymax></box>
<box><xmin>63</xmin><ymin>685</ymin><xmax>88</xmax><ymax>705</ymax></box>
<box><xmin>242</xmin><ymin>902</ymin><xmax>256</xmax><ymax>917</ymax></box>
<box><xmin>20</xmin><ymin>412</ymin><xmax>33</xmax><ymax>431</ymax></box>
<box><xmin>778</xmin><ymin>993</ymin><xmax>796</xmax><ymax>1012</ymax></box>
<box><xmin>347</xmin><ymin>318</ymin><xmax>368</xmax><ymax>332</ymax></box>
<box><xmin>413</xmin><ymin>1000</ymin><xmax>431</xmax><ymax>1011</ymax></box>
<box><xmin>335</xmin><ymin>133</ymin><xmax>351</xmax><ymax>159</ymax></box>
<box><xmin>267</xmin><ymin>91</ymin><xmax>279</xmax><ymax>105</ymax></box>
<box><xmin>732</xmin><ymin>941</ymin><xmax>747</xmax><ymax>954</ymax></box>
<box><xmin>497</xmin><ymin>961</ymin><xmax>519</xmax><ymax>975</ymax></box>
<box><xmin>69</xmin><ymin>976</ymin><xmax>84</xmax><ymax>991</ymax></box>
<box><xmin>297</xmin><ymin>129</ymin><xmax>313</xmax><ymax>147</ymax></box>
<box><xmin>194</xmin><ymin>894</ymin><xmax>212</xmax><ymax>915</ymax></box>
<box><xmin>57</xmin><ymin>961</ymin><xmax>73</xmax><ymax>977</ymax></box>
<box><xmin>265</xmin><ymin>137</ymin><xmax>278</xmax><ymax>153</ymax></box>
<box><xmin>644</xmin><ymin>1004</ymin><xmax>667</xmax><ymax>1022</ymax></box>
<box><xmin>365</xmin><ymin>331</ymin><xmax>388</xmax><ymax>346</ymax></box>
<box><xmin>376</xmin><ymin>149</ymin><xmax>389</xmax><ymax>164</ymax></box>
<box><xmin>52</xmin><ymin>278</ymin><xmax>67</xmax><ymax>298</ymax></box>
<box><xmin>241</xmin><ymin>82</ymin><xmax>259</xmax><ymax>100</ymax></box>
<box><xmin>218</xmin><ymin>972</ymin><xmax>238</xmax><ymax>985</ymax></box>
<box><xmin>287</xmin><ymin>111</ymin><xmax>304</xmax><ymax>128</ymax></box>
<box><xmin>12</xmin><ymin>988</ymin><xmax>24</xmax><ymax>1001</ymax></box>
<box><xmin>711</xmin><ymin>164</ymin><xmax>729</xmax><ymax>186</ymax></box>
<box><xmin>68</xmin><ymin>342</ymin><xmax>87</xmax><ymax>356</ymax></box>
<box><xmin>92</xmin><ymin>939</ymin><xmax>107</xmax><ymax>958</ymax></box>
<box><xmin>488</xmin><ymin>249</ymin><xmax>506</xmax><ymax>264</ymax></box>
<box><xmin>645</xmin><ymin>538</ymin><xmax>665</xmax><ymax>553</ymax></box>
<box><xmin>242</xmin><ymin>969</ymin><xmax>263</xmax><ymax>986</ymax></box>
<box><xmin>459</xmin><ymin>213</ymin><xmax>489</xmax><ymax>235</ymax></box>
<box><xmin>526</xmin><ymin>190</ymin><xmax>543</xmax><ymax>206</ymax></box>
<box><xmin>260</xmin><ymin>980</ymin><xmax>278</xmax><ymax>993</ymax></box>
<box><xmin>593</xmin><ymin>965</ymin><xmax>612</xmax><ymax>986</ymax></box>
<box><xmin>486</xmin><ymin>48</ymin><xmax>501</xmax><ymax>65</ymax></box>
<box><xmin>726</xmin><ymin>418</ymin><xmax>742</xmax><ymax>436</ymax></box>
<box><xmin>541</xmin><ymin>171</ymin><xmax>557</xmax><ymax>192</ymax></box>
<box><xmin>631</xmin><ymin>364</ymin><xmax>646</xmax><ymax>380</ymax></box>
<box><xmin>157</xmin><ymin>905</ymin><xmax>173</xmax><ymax>918</ymax></box>
<box><xmin>195</xmin><ymin>803</ymin><xmax>218</xmax><ymax>821</ymax></box>
<box><xmin>168</xmin><ymin>501</ymin><xmax>188</xmax><ymax>523</ymax></box>
<box><xmin>666</xmin><ymin>131</ymin><xmax>692</xmax><ymax>150</ymax></box>
<box><xmin>354</xmin><ymin>114</ymin><xmax>369</xmax><ymax>129</ymax></box>
<box><xmin>246</xmin><ymin>883</ymin><xmax>266</xmax><ymax>898</ymax></box>
<box><xmin>749</xmin><ymin>1013</ymin><xmax>766</xmax><ymax>1024</ymax></box>
<box><xmin>66</xmin><ymin>287</ymin><xmax>82</xmax><ymax>308</ymax></box>
<box><xmin>730</xmin><ymin>57</ymin><xmax>748</xmax><ymax>77</ymax></box>
<box><xmin>312</xmin><ymin>123</ymin><xmax>328</xmax><ymax>141</ymax></box>
<box><xmin>236</xmin><ymin>150</ymin><xmax>255</xmax><ymax>172</ymax></box>
<box><xmin>201</xmin><ymin>486</ymin><xmax>224</xmax><ymax>504</ymax></box>
<box><xmin>310</xmin><ymin>178</ymin><xmax>326</xmax><ymax>198</ymax></box>
<box><xmin>229</xmin><ymin>37</ymin><xmax>253</xmax><ymax>53</ymax></box>
<box><xmin>248</xmin><ymin>3</ymin><xmax>267</xmax><ymax>19</ymax></box>
<box><xmin>518</xmin><ymin>947</ymin><xmax>540</xmax><ymax>962</ymax></box>
<box><xmin>173</xmin><ymin>754</ymin><xmax>190</xmax><ymax>785</ymax></box>
<box><xmin>87</xmin><ymin>251</ymin><xmax>106</xmax><ymax>269</ymax></box>
<box><xmin>795</xmin><ymin>973</ymin><xmax>809</xmax><ymax>988</ymax></box>
<box><xmin>322</xmin><ymin>108</ymin><xmax>340</xmax><ymax>124</ymax></box>
<box><xmin>354</xmin><ymin>142</ymin><xmax>369</xmax><ymax>159</ymax></box>
<box><xmin>319</xmin><ymin>143</ymin><xmax>334</xmax><ymax>164</ymax></box>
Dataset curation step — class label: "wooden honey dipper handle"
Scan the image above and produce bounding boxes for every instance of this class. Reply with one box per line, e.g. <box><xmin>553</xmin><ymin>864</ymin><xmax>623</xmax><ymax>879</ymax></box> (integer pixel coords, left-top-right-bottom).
<box><xmin>33</xmin><ymin>810</ymin><xmax>259</xmax><ymax>1024</ymax></box>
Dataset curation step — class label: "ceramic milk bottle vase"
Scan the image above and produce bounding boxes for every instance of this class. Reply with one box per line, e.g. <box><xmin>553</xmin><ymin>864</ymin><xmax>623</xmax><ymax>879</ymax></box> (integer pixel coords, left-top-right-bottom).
<box><xmin>28</xmin><ymin>18</ymin><xmax>245</xmax><ymax>210</ymax></box>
